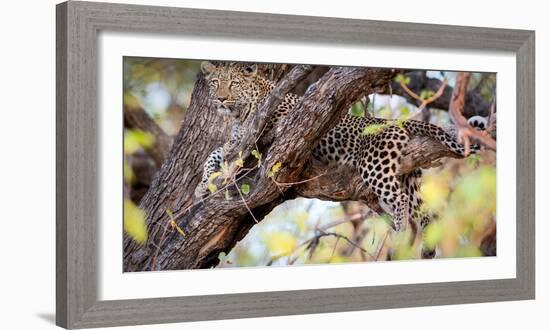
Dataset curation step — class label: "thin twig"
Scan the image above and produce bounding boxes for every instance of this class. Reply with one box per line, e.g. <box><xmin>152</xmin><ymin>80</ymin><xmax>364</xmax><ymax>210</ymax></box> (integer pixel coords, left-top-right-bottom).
<box><xmin>400</xmin><ymin>78</ymin><xmax>448</xmax><ymax>112</ymax></box>
<box><xmin>149</xmin><ymin>220</ymin><xmax>170</xmax><ymax>271</ymax></box>
<box><xmin>267</xmin><ymin>212</ymin><xmax>371</xmax><ymax>265</ymax></box>
<box><xmin>272</xmin><ymin>171</ymin><xmax>328</xmax><ymax>186</ymax></box>
<box><xmin>317</xmin><ymin>230</ymin><xmax>370</xmax><ymax>256</ymax></box>
<box><xmin>234</xmin><ymin>182</ymin><xmax>259</xmax><ymax>223</ymax></box>
<box><xmin>329</xmin><ymin>236</ymin><xmax>341</xmax><ymax>261</ymax></box>
<box><xmin>374</xmin><ymin>231</ymin><xmax>389</xmax><ymax>261</ymax></box>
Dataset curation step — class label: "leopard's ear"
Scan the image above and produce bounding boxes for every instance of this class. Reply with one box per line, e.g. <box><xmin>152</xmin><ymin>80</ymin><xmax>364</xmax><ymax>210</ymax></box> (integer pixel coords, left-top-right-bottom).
<box><xmin>200</xmin><ymin>61</ymin><xmax>216</xmax><ymax>77</ymax></box>
<box><xmin>242</xmin><ymin>63</ymin><xmax>257</xmax><ymax>77</ymax></box>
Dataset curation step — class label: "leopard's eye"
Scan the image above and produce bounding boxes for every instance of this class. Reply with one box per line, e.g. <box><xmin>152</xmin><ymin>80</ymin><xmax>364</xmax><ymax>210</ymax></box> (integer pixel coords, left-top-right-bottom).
<box><xmin>230</xmin><ymin>80</ymin><xmax>240</xmax><ymax>88</ymax></box>
<box><xmin>209</xmin><ymin>79</ymin><xmax>219</xmax><ymax>88</ymax></box>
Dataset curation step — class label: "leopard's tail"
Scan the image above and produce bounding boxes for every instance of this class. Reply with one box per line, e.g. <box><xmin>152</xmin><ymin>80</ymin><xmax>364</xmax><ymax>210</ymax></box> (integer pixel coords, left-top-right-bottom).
<box><xmin>402</xmin><ymin>120</ymin><xmax>479</xmax><ymax>156</ymax></box>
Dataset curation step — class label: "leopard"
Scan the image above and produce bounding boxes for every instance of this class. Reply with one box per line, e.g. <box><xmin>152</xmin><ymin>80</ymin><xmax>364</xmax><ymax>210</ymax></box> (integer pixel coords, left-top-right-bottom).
<box><xmin>195</xmin><ymin>61</ymin><xmax>476</xmax><ymax>258</ymax></box>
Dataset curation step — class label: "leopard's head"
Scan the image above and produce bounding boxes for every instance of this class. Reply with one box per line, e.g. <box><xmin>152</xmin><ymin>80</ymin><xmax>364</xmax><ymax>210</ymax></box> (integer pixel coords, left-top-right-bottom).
<box><xmin>201</xmin><ymin>61</ymin><xmax>261</xmax><ymax>121</ymax></box>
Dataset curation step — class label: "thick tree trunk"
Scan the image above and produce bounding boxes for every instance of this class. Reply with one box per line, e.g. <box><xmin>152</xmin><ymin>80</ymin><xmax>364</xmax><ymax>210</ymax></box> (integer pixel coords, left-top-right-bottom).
<box><xmin>123</xmin><ymin>73</ymin><xmax>230</xmax><ymax>270</ymax></box>
<box><xmin>123</xmin><ymin>66</ymin><xmax>464</xmax><ymax>271</ymax></box>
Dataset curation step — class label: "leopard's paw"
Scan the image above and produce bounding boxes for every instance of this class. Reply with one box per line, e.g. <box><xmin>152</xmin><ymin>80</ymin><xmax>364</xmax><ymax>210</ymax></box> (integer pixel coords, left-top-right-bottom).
<box><xmin>194</xmin><ymin>182</ymin><xmax>209</xmax><ymax>200</ymax></box>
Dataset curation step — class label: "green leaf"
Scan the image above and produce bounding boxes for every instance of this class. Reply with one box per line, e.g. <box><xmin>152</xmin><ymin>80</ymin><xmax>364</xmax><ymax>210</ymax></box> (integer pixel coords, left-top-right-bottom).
<box><xmin>349</xmin><ymin>102</ymin><xmax>365</xmax><ymax>117</ymax></box>
<box><xmin>362</xmin><ymin>123</ymin><xmax>387</xmax><ymax>136</ymax></box>
<box><xmin>124</xmin><ymin>199</ymin><xmax>147</xmax><ymax>244</ymax></box>
<box><xmin>251</xmin><ymin>149</ymin><xmax>261</xmax><ymax>159</ymax></box>
<box><xmin>240</xmin><ymin>183</ymin><xmax>250</xmax><ymax>195</ymax></box>
<box><xmin>394</xmin><ymin>74</ymin><xmax>406</xmax><ymax>84</ymax></box>
<box><xmin>395</xmin><ymin>118</ymin><xmax>406</xmax><ymax>128</ymax></box>
<box><xmin>251</xmin><ymin>149</ymin><xmax>262</xmax><ymax>168</ymax></box>
<box><xmin>420</xmin><ymin>90</ymin><xmax>435</xmax><ymax>101</ymax></box>
<box><xmin>395</xmin><ymin>74</ymin><xmax>411</xmax><ymax>85</ymax></box>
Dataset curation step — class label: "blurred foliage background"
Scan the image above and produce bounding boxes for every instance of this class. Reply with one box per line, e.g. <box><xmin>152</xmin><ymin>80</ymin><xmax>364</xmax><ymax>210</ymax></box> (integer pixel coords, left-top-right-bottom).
<box><xmin>123</xmin><ymin>57</ymin><xmax>497</xmax><ymax>267</ymax></box>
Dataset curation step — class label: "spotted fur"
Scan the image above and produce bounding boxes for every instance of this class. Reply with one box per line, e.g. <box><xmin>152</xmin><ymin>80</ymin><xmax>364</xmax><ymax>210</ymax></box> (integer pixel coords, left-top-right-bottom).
<box><xmin>195</xmin><ymin>62</ymin><xmax>296</xmax><ymax>196</ymax></box>
<box><xmin>468</xmin><ymin>115</ymin><xmax>488</xmax><ymax>130</ymax></box>
<box><xmin>195</xmin><ymin>62</ymin><xmax>474</xmax><ymax>258</ymax></box>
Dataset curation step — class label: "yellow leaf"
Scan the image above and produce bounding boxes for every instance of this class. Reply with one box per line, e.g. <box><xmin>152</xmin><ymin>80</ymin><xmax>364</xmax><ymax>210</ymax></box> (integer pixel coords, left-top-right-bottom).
<box><xmin>209</xmin><ymin>172</ymin><xmax>222</xmax><ymax>181</ymax></box>
<box><xmin>123</xmin><ymin>91</ymin><xmax>141</xmax><ymax>109</ymax></box>
<box><xmin>124</xmin><ymin>130</ymin><xmax>155</xmax><ymax>155</ymax></box>
<box><xmin>420</xmin><ymin>177</ymin><xmax>449</xmax><ymax>211</ymax></box>
<box><xmin>235</xmin><ymin>151</ymin><xmax>244</xmax><ymax>167</ymax></box>
<box><xmin>266</xmin><ymin>232</ymin><xmax>297</xmax><ymax>256</ymax></box>
<box><xmin>271</xmin><ymin>161</ymin><xmax>282</xmax><ymax>173</ymax></box>
<box><xmin>123</xmin><ymin>159</ymin><xmax>135</xmax><ymax>184</ymax></box>
<box><xmin>268</xmin><ymin>161</ymin><xmax>283</xmax><ymax>177</ymax></box>
<box><xmin>169</xmin><ymin>219</ymin><xmax>186</xmax><ymax>237</ymax></box>
<box><xmin>207</xmin><ymin>183</ymin><xmax>218</xmax><ymax>193</ymax></box>
<box><xmin>123</xmin><ymin>199</ymin><xmax>147</xmax><ymax>244</ymax></box>
<box><xmin>251</xmin><ymin>149</ymin><xmax>261</xmax><ymax>159</ymax></box>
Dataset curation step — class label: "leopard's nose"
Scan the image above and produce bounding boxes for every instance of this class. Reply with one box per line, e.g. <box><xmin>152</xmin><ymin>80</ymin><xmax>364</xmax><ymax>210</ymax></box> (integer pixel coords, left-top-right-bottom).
<box><xmin>217</xmin><ymin>96</ymin><xmax>227</xmax><ymax>103</ymax></box>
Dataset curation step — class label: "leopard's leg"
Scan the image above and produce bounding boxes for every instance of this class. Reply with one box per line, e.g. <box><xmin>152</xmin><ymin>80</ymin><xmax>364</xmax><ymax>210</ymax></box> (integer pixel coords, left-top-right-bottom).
<box><xmin>358</xmin><ymin>162</ymin><xmax>408</xmax><ymax>229</ymax></box>
<box><xmin>375</xmin><ymin>178</ymin><xmax>410</xmax><ymax>232</ymax></box>
<box><xmin>194</xmin><ymin>146</ymin><xmax>224</xmax><ymax>198</ymax></box>
<box><xmin>359</xmin><ymin>127</ymin><xmax>411</xmax><ymax>232</ymax></box>
<box><xmin>402</xmin><ymin>169</ymin><xmax>436</xmax><ymax>258</ymax></box>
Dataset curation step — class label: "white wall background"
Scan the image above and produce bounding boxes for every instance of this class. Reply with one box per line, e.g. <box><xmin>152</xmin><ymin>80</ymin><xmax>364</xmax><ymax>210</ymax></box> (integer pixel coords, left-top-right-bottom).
<box><xmin>0</xmin><ymin>0</ymin><xmax>547</xmax><ymax>329</ymax></box>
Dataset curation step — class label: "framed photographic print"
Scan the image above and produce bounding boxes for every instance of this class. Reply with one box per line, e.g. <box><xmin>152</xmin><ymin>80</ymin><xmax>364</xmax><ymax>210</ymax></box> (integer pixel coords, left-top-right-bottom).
<box><xmin>56</xmin><ymin>1</ymin><xmax>535</xmax><ymax>328</ymax></box>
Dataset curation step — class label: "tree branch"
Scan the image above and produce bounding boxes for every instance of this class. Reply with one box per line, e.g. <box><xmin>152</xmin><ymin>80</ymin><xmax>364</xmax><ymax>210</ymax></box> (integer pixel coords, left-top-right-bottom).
<box><xmin>391</xmin><ymin>72</ymin><xmax>492</xmax><ymax>117</ymax></box>
<box><xmin>449</xmin><ymin>72</ymin><xmax>497</xmax><ymax>153</ymax></box>
<box><xmin>123</xmin><ymin>66</ymin><xmax>467</xmax><ymax>272</ymax></box>
<box><xmin>292</xmin><ymin>135</ymin><xmax>461</xmax><ymax>213</ymax></box>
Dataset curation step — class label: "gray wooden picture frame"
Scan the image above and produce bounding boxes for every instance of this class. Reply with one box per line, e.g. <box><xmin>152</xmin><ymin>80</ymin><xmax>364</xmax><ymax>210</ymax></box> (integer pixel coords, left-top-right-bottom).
<box><xmin>56</xmin><ymin>1</ymin><xmax>535</xmax><ymax>328</ymax></box>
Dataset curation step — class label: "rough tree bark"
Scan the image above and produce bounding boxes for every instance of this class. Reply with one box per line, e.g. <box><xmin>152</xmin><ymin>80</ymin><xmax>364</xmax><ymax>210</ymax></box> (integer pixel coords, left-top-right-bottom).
<box><xmin>123</xmin><ymin>66</ymin><xmax>465</xmax><ymax>271</ymax></box>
